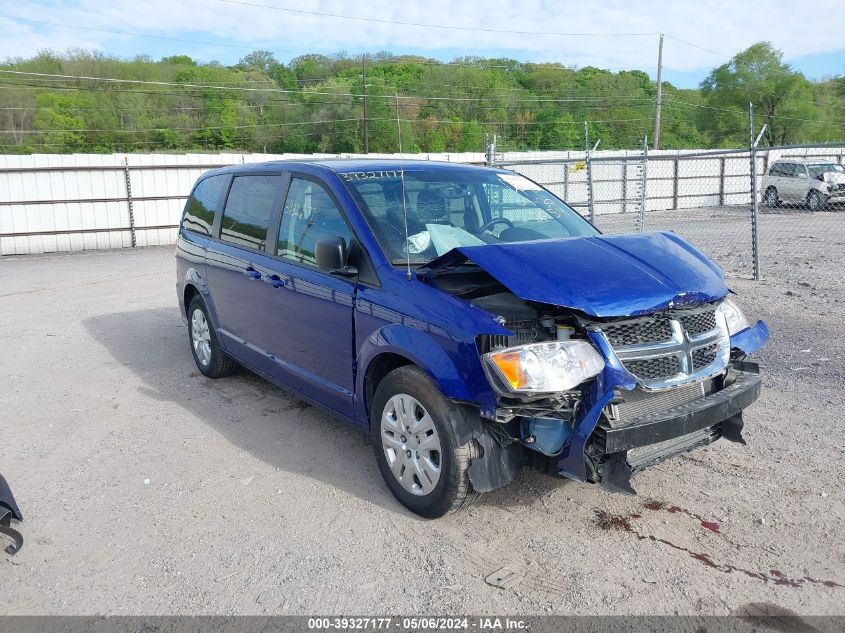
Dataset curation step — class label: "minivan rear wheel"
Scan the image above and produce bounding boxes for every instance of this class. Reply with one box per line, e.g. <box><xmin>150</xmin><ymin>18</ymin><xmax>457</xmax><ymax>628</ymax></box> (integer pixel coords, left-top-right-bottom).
<box><xmin>370</xmin><ymin>366</ymin><xmax>481</xmax><ymax>517</ymax></box>
<box><xmin>187</xmin><ymin>295</ymin><xmax>237</xmax><ymax>378</ymax></box>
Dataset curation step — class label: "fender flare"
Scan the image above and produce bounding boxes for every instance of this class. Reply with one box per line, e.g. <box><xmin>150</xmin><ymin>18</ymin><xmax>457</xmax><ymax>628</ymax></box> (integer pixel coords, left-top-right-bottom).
<box><xmin>181</xmin><ymin>267</ymin><xmax>222</xmax><ymax>333</ymax></box>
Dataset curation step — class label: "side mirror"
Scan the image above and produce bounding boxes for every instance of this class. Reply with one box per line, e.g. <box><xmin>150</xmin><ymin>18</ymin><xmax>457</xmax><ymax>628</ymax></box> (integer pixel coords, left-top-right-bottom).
<box><xmin>315</xmin><ymin>236</ymin><xmax>348</xmax><ymax>271</ymax></box>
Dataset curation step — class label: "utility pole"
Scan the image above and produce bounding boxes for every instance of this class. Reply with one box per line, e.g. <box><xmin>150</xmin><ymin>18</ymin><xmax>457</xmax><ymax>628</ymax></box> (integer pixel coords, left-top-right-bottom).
<box><xmin>653</xmin><ymin>33</ymin><xmax>664</xmax><ymax>150</ymax></box>
<box><xmin>362</xmin><ymin>53</ymin><xmax>369</xmax><ymax>154</ymax></box>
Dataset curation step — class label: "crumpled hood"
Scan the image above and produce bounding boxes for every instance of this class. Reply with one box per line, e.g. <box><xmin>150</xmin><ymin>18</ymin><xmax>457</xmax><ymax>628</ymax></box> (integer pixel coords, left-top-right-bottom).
<box><xmin>421</xmin><ymin>231</ymin><xmax>728</xmax><ymax>318</ymax></box>
<box><xmin>823</xmin><ymin>172</ymin><xmax>845</xmax><ymax>185</ymax></box>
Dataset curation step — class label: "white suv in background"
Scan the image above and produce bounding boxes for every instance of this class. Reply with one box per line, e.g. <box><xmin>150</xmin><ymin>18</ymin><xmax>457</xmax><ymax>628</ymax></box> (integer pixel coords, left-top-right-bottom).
<box><xmin>762</xmin><ymin>159</ymin><xmax>845</xmax><ymax>211</ymax></box>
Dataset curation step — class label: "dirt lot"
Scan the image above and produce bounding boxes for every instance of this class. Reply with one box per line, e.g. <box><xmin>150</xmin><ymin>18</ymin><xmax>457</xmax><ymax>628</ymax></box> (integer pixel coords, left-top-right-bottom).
<box><xmin>1</xmin><ymin>226</ymin><xmax>843</xmax><ymax>615</ymax></box>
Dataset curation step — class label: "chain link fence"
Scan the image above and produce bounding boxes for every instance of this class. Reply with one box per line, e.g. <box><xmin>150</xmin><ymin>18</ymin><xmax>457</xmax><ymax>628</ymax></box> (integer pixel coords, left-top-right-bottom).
<box><xmin>491</xmin><ymin>141</ymin><xmax>845</xmax><ymax>281</ymax></box>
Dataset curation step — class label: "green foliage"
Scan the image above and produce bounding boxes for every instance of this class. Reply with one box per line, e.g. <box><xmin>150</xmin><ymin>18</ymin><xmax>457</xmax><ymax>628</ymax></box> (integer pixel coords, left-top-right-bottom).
<box><xmin>0</xmin><ymin>44</ymin><xmax>841</xmax><ymax>154</ymax></box>
<box><xmin>700</xmin><ymin>42</ymin><xmax>821</xmax><ymax>146</ymax></box>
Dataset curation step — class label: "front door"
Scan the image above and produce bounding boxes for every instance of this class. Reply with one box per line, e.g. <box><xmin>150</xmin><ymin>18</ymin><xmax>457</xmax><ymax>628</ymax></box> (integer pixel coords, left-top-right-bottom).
<box><xmin>781</xmin><ymin>163</ymin><xmax>802</xmax><ymax>203</ymax></box>
<box><xmin>252</xmin><ymin>176</ymin><xmax>356</xmax><ymax>415</ymax></box>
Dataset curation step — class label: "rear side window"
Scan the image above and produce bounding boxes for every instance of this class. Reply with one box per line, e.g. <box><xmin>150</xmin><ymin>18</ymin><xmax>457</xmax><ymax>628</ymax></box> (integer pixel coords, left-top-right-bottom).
<box><xmin>182</xmin><ymin>175</ymin><xmax>227</xmax><ymax>235</ymax></box>
<box><xmin>277</xmin><ymin>178</ymin><xmax>352</xmax><ymax>265</ymax></box>
<box><xmin>220</xmin><ymin>175</ymin><xmax>282</xmax><ymax>250</ymax></box>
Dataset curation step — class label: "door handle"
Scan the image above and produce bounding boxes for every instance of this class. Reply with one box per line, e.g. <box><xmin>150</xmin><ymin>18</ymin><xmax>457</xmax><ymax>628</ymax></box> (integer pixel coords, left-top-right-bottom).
<box><xmin>264</xmin><ymin>274</ymin><xmax>286</xmax><ymax>288</ymax></box>
<box><xmin>243</xmin><ymin>267</ymin><xmax>262</xmax><ymax>280</ymax></box>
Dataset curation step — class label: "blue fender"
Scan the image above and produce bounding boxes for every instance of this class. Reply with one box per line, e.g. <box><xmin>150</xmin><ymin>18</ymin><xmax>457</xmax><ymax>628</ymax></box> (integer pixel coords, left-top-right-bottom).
<box><xmin>731</xmin><ymin>320</ymin><xmax>769</xmax><ymax>356</ymax></box>
<box><xmin>355</xmin><ymin>323</ymin><xmax>498</xmax><ymax>425</ymax></box>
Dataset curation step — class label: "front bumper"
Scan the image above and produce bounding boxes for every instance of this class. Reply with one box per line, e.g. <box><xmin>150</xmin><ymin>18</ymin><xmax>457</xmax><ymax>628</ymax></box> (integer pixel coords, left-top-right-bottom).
<box><xmin>603</xmin><ymin>368</ymin><xmax>760</xmax><ymax>454</ymax></box>
<box><xmin>595</xmin><ymin>363</ymin><xmax>761</xmax><ymax>493</ymax></box>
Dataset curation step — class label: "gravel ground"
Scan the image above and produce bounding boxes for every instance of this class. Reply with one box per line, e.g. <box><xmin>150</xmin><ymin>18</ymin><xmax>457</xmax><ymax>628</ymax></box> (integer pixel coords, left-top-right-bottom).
<box><xmin>1</xmin><ymin>222</ymin><xmax>843</xmax><ymax>616</ymax></box>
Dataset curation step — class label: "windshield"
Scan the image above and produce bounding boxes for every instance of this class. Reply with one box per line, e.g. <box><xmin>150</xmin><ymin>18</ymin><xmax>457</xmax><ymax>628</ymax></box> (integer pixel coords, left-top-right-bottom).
<box><xmin>340</xmin><ymin>168</ymin><xmax>598</xmax><ymax>264</ymax></box>
<box><xmin>808</xmin><ymin>163</ymin><xmax>845</xmax><ymax>178</ymax></box>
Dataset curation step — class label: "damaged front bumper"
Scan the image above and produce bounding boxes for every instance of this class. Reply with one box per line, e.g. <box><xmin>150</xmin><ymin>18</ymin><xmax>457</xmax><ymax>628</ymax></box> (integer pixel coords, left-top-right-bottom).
<box><xmin>468</xmin><ymin>319</ymin><xmax>768</xmax><ymax>496</ymax></box>
<box><xmin>595</xmin><ymin>363</ymin><xmax>761</xmax><ymax>494</ymax></box>
<box><xmin>554</xmin><ymin>320</ymin><xmax>768</xmax><ymax>493</ymax></box>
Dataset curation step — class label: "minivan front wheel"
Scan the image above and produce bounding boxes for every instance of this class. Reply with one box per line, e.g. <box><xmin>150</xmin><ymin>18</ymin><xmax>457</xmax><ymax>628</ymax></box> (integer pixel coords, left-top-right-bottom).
<box><xmin>371</xmin><ymin>366</ymin><xmax>481</xmax><ymax>517</ymax></box>
<box><xmin>187</xmin><ymin>295</ymin><xmax>237</xmax><ymax>378</ymax></box>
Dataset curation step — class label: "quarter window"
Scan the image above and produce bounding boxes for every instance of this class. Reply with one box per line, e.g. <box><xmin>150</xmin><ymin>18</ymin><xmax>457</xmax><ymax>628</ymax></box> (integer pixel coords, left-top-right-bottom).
<box><xmin>182</xmin><ymin>175</ymin><xmax>227</xmax><ymax>235</ymax></box>
<box><xmin>277</xmin><ymin>178</ymin><xmax>352</xmax><ymax>265</ymax></box>
<box><xmin>220</xmin><ymin>175</ymin><xmax>281</xmax><ymax>250</ymax></box>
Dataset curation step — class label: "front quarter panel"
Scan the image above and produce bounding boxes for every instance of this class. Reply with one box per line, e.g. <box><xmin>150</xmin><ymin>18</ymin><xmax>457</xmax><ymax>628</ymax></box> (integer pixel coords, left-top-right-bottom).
<box><xmin>353</xmin><ymin>269</ymin><xmax>509</xmax><ymax>425</ymax></box>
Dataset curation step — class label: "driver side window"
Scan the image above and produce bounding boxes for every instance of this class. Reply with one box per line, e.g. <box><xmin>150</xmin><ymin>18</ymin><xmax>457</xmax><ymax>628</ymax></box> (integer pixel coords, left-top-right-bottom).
<box><xmin>277</xmin><ymin>178</ymin><xmax>352</xmax><ymax>266</ymax></box>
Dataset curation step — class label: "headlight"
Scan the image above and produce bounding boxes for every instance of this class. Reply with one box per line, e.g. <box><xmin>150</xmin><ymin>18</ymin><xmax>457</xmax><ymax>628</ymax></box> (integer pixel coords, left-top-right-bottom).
<box><xmin>717</xmin><ymin>296</ymin><xmax>749</xmax><ymax>335</ymax></box>
<box><xmin>483</xmin><ymin>340</ymin><xmax>604</xmax><ymax>394</ymax></box>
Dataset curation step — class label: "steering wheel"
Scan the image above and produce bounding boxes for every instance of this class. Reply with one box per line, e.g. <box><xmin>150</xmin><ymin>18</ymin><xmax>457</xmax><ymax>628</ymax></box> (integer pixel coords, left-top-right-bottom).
<box><xmin>478</xmin><ymin>217</ymin><xmax>514</xmax><ymax>234</ymax></box>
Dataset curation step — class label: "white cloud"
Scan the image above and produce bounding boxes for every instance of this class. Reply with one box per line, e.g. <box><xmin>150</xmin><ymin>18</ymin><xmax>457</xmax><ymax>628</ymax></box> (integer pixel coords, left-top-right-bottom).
<box><xmin>1</xmin><ymin>0</ymin><xmax>843</xmax><ymax>73</ymax></box>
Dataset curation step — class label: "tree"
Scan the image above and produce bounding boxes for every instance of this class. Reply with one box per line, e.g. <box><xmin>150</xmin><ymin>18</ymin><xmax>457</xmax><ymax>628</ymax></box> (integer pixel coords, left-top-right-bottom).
<box><xmin>699</xmin><ymin>42</ymin><xmax>817</xmax><ymax>146</ymax></box>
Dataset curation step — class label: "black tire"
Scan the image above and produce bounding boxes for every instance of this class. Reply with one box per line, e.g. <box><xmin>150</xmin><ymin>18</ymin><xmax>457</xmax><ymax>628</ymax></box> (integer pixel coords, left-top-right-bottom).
<box><xmin>807</xmin><ymin>190</ymin><xmax>825</xmax><ymax>212</ymax></box>
<box><xmin>370</xmin><ymin>366</ymin><xmax>481</xmax><ymax>518</ymax></box>
<box><xmin>764</xmin><ymin>187</ymin><xmax>779</xmax><ymax>208</ymax></box>
<box><xmin>187</xmin><ymin>295</ymin><xmax>237</xmax><ymax>378</ymax></box>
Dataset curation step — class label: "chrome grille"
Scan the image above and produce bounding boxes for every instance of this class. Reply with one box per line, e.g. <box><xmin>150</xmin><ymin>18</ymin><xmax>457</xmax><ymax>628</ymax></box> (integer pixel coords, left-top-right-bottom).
<box><xmin>625</xmin><ymin>356</ymin><xmax>679</xmax><ymax>380</ymax></box>
<box><xmin>601</xmin><ymin>319</ymin><xmax>672</xmax><ymax>346</ymax></box>
<box><xmin>692</xmin><ymin>343</ymin><xmax>718</xmax><ymax>370</ymax></box>
<box><xmin>596</xmin><ymin>305</ymin><xmax>729</xmax><ymax>389</ymax></box>
<box><xmin>680</xmin><ymin>311</ymin><xmax>716</xmax><ymax>337</ymax></box>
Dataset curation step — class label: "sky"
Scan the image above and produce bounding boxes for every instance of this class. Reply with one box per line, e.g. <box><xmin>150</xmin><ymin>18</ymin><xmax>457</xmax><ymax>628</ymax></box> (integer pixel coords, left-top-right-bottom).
<box><xmin>1</xmin><ymin>0</ymin><xmax>844</xmax><ymax>88</ymax></box>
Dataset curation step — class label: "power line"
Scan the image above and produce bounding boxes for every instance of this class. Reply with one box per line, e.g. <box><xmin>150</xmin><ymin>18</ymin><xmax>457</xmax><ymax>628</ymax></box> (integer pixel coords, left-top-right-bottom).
<box><xmin>1</xmin><ymin>115</ymin><xmax>656</xmax><ymax>136</ymax></box>
<box><xmin>0</xmin><ymin>70</ymin><xmax>665</xmax><ymax>104</ymax></box>
<box><xmin>0</xmin><ymin>117</ymin><xmax>364</xmax><ymax>134</ymax></box>
<box><xmin>663</xmin><ymin>35</ymin><xmax>733</xmax><ymax>60</ymax></box>
<box><xmin>0</xmin><ymin>85</ymin><xmax>658</xmax><ymax>113</ymax></box>
<box><xmin>0</xmin><ymin>77</ymin><xmax>653</xmax><ymax>103</ymax></box>
<box><xmin>216</xmin><ymin>0</ymin><xmax>658</xmax><ymax>37</ymax></box>
<box><xmin>665</xmin><ymin>98</ymin><xmax>845</xmax><ymax>126</ymax></box>
<box><xmin>662</xmin><ymin>65</ymin><xmax>844</xmax><ymax>110</ymax></box>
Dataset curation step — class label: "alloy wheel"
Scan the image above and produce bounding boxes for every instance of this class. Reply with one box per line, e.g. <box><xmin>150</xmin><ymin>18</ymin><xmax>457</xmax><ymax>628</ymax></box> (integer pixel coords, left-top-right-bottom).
<box><xmin>191</xmin><ymin>308</ymin><xmax>212</xmax><ymax>367</ymax></box>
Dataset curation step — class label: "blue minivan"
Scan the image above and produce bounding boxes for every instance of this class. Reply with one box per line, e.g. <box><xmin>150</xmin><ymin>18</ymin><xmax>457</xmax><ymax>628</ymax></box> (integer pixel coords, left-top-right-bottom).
<box><xmin>176</xmin><ymin>159</ymin><xmax>768</xmax><ymax>517</ymax></box>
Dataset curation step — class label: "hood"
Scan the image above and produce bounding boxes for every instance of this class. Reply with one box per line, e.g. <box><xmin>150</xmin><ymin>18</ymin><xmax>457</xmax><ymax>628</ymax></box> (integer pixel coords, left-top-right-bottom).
<box><xmin>823</xmin><ymin>172</ymin><xmax>845</xmax><ymax>185</ymax></box>
<box><xmin>421</xmin><ymin>232</ymin><xmax>728</xmax><ymax>318</ymax></box>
